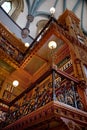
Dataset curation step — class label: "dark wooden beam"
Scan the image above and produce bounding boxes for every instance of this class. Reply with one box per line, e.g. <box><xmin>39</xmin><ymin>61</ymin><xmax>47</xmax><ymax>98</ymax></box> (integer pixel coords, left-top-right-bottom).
<box><xmin>0</xmin><ymin>98</ymin><xmax>19</xmax><ymax>108</ymax></box>
<box><xmin>0</xmin><ymin>98</ymin><xmax>10</xmax><ymax>106</ymax></box>
<box><xmin>52</xmin><ymin>66</ymin><xmax>79</xmax><ymax>83</ymax></box>
<box><xmin>0</xmin><ymin>105</ymin><xmax>8</xmax><ymax>112</ymax></box>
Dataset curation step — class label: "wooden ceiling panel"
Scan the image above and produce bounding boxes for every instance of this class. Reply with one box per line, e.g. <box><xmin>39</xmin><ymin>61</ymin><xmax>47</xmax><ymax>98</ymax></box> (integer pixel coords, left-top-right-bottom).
<box><xmin>8</xmin><ymin>69</ymin><xmax>32</xmax><ymax>89</ymax></box>
<box><xmin>24</xmin><ymin>55</ymin><xmax>45</xmax><ymax>75</ymax></box>
<box><xmin>0</xmin><ymin>59</ymin><xmax>15</xmax><ymax>73</ymax></box>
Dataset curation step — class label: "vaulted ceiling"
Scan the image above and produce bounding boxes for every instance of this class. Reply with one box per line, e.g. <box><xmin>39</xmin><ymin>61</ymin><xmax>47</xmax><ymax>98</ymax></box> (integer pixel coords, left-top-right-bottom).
<box><xmin>18</xmin><ymin>0</ymin><xmax>87</xmax><ymax>38</ymax></box>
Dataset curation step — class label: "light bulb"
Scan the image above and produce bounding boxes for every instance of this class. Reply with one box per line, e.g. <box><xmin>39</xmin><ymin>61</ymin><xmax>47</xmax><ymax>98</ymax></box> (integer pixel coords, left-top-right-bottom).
<box><xmin>25</xmin><ymin>42</ymin><xmax>30</xmax><ymax>47</ymax></box>
<box><xmin>13</xmin><ymin>80</ymin><xmax>19</xmax><ymax>87</ymax></box>
<box><xmin>48</xmin><ymin>41</ymin><xmax>57</xmax><ymax>49</ymax></box>
<box><xmin>50</xmin><ymin>7</ymin><xmax>55</xmax><ymax>15</ymax></box>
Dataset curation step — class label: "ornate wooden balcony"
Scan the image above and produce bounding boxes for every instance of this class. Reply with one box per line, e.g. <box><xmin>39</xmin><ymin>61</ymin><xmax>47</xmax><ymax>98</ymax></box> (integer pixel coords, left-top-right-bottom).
<box><xmin>1</xmin><ymin>66</ymin><xmax>87</xmax><ymax>130</ymax></box>
<box><xmin>0</xmin><ymin>9</ymin><xmax>87</xmax><ymax>129</ymax></box>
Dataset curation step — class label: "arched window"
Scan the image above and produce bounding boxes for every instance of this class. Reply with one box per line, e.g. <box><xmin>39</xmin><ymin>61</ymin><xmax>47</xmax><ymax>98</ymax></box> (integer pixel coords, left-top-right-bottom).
<box><xmin>1</xmin><ymin>1</ymin><xmax>12</xmax><ymax>13</ymax></box>
<box><xmin>1</xmin><ymin>0</ymin><xmax>24</xmax><ymax>21</ymax></box>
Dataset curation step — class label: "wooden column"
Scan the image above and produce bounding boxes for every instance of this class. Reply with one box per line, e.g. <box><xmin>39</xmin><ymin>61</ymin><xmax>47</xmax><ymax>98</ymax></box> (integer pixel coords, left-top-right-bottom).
<box><xmin>69</xmin><ymin>47</ymin><xmax>87</xmax><ymax>110</ymax></box>
<box><xmin>74</xmin><ymin>59</ymin><xmax>85</xmax><ymax>81</ymax></box>
<box><xmin>74</xmin><ymin>58</ymin><xmax>87</xmax><ymax>110</ymax></box>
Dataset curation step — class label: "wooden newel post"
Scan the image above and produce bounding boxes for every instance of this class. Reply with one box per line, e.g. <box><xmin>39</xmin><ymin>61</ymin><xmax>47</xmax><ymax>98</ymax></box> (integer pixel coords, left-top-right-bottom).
<box><xmin>77</xmin><ymin>81</ymin><xmax>87</xmax><ymax>111</ymax></box>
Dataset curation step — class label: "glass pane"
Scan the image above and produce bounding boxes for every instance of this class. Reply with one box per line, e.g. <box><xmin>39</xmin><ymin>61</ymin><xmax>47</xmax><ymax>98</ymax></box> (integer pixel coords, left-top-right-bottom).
<box><xmin>1</xmin><ymin>1</ymin><xmax>11</xmax><ymax>13</ymax></box>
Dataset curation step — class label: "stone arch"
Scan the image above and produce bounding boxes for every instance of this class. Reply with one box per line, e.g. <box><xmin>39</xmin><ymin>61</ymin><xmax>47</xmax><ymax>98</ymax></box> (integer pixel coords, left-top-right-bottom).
<box><xmin>9</xmin><ymin>0</ymin><xmax>24</xmax><ymax>21</ymax></box>
<box><xmin>1</xmin><ymin>0</ymin><xmax>24</xmax><ymax>21</ymax></box>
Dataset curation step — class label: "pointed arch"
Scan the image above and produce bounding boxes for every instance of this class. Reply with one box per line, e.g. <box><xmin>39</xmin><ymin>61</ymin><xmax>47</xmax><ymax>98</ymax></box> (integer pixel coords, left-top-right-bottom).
<box><xmin>9</xmin><ymin>0</ymin><xmax>24</xmax><ymax>21</ymax></box>
<box><xmin>1</xmin><ymin>1</ymin><xmax>12</xmax><ymax>13</ymax></box>
<box><xmin>1</xmin><ymin>0</ymin><xmax>24</xmax><ymax>21</ymax></box>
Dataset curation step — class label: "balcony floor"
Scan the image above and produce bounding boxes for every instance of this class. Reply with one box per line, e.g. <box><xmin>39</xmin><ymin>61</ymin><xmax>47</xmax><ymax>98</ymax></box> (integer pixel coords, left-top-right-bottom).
<box><xmin>2</xmin><ymin>101</ymin><xmax>87</xmax><ymax>130</ymax></box>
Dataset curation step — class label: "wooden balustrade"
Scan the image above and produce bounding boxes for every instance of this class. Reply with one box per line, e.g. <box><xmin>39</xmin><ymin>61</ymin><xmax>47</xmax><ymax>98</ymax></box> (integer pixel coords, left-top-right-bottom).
<box><xmin>0</xmin><ymin>36</ymin><xmax>24</xmax><ymax>63</ymax></box>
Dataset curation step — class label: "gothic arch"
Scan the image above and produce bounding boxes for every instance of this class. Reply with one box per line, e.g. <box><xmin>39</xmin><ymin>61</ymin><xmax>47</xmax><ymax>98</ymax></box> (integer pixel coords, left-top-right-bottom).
<box><xmin>1</xmin><ymin>0</ymin><xmax>24</xmax><ymax>21</ymax></box>
<box><xmin>9</xmin><ymin>0</ymin><xmax>24</xmax><ymax>21</ymax></box>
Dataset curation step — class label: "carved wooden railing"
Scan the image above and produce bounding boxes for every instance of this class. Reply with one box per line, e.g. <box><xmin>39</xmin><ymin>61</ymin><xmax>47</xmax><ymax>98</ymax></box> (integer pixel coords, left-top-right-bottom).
<box><xmin>0</xmin><ymin>36</ymin><xmax>24</xmax><ymax>63</ymax></box>
<box><xmin>0</xmin><ymin>10</ymin><xmax>53</xmax><ymax>66</ymax></box>
<box><xmin>1</xmin><ymin>66</ymin><xmax>86</xmax><ymax>129</ymax></box>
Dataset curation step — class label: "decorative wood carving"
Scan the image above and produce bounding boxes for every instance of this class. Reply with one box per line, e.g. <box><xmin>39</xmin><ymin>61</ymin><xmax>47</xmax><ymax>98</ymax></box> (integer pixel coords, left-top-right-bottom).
<box><xmin>0</xmin><ymin>9</ymin><xmax>87</xmax><ymax>130</ymax></box>
<box><xmin>2</xmin><ymin>101</ymin><xmax>87</xmax><ymax>130</ymax></box>
<box><xmin>0</xmin><ymin>22</ymin><xmax>26</xmax><ymax>53</ymax></box>
<box><xmin>78</xmin><ymin>47</ymin><xmax>87</xmax><ymax>63</ymax></box>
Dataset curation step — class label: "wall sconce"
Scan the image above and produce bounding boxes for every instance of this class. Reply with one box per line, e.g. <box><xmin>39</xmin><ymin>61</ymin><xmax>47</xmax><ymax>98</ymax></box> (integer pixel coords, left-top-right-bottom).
<box><xmin>13</xmin><ymin>80</ymin><xmax>19</xmax><ymax>87</ymax></box>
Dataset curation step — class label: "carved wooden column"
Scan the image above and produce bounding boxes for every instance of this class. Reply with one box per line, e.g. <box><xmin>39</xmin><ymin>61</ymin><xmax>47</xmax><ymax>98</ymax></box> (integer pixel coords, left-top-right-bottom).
<box><xmin>74</xmin><ymin>58</ymin><xmax>87</xmax><ymax>110</ymax></box>
<box><xmin>77</xmin><ymin>82</ymin><xmax>87</xmax><ymax>111</ymax></box>
<box><xmin>74</xmin><ymin>59</ymin><xmax>85</xmax><ymax>80</ymax></box>
<box><xmin>58</xmin><ymin>9</ymin><xmax>87</xmax><ymax>110</ymax></box>
<box><xmin>68</xmin><ymin>43</ymin><xmax>87</xmax><ymax>110</ymax></box>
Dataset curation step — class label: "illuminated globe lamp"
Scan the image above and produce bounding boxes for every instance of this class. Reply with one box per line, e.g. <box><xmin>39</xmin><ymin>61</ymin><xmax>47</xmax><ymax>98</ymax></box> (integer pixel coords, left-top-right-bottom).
<box><xmin>50</xmin><ymin>7</ymin><xmax>55</xmax><ymax>16</ymax></box>
<box><xmin>25</xmin><ymin>42</ymin><xmax>30</xmax><ymax>47</ymax></box>
<box><xmin>48</xmin><ymin>41</ymin><xmax>57</xmax><ymax>50</ymax></box>
<box><xmin>13</xmin><ymin>80</ymin><xmax>19</xmax><ymax>87</ymax></box>
<box><xmin>48</xmin><ymin>41</ymin><xmax>57</xmax><ymax>68</ymax></box>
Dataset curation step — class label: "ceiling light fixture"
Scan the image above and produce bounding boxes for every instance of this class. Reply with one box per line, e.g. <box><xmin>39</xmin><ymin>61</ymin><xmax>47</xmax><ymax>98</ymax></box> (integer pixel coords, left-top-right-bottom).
<box><xmin>48</xmin><ymin>41</ymin><xmax>57</xmax><ymax>66</ymax></box>
<box><xmin>13</xmin><ymin>80</ymin><xmax>19</xmax><ymax>87</ymax></box>
<box><xmin>50</xmin><ymin>7</ymin><xmax>55</xmax><ymax>15</ymax></box>
<box><xmin>25</xmin><ymin>42</ymin><xmax>30</xmax><ymax>47</ymax></box>
<box><xmin>48</xmin><ymin>41</ymin><xmax>57</xmax><ymax>50</ymax></box>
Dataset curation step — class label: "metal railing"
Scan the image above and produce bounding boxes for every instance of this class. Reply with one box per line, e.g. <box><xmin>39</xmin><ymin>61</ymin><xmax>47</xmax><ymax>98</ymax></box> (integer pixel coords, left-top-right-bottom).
<box><xmin>1</xmin><ymin>67</ymin><xmax>84</xmax><ymax>128</ymax></box>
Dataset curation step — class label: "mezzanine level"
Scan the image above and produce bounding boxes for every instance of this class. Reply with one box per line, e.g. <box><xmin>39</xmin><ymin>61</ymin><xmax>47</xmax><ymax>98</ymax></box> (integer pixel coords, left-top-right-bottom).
<box><xmin>0</xmin><ymin>66</ymin><xmax>87</xmax><ymax>130</ymax></box>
